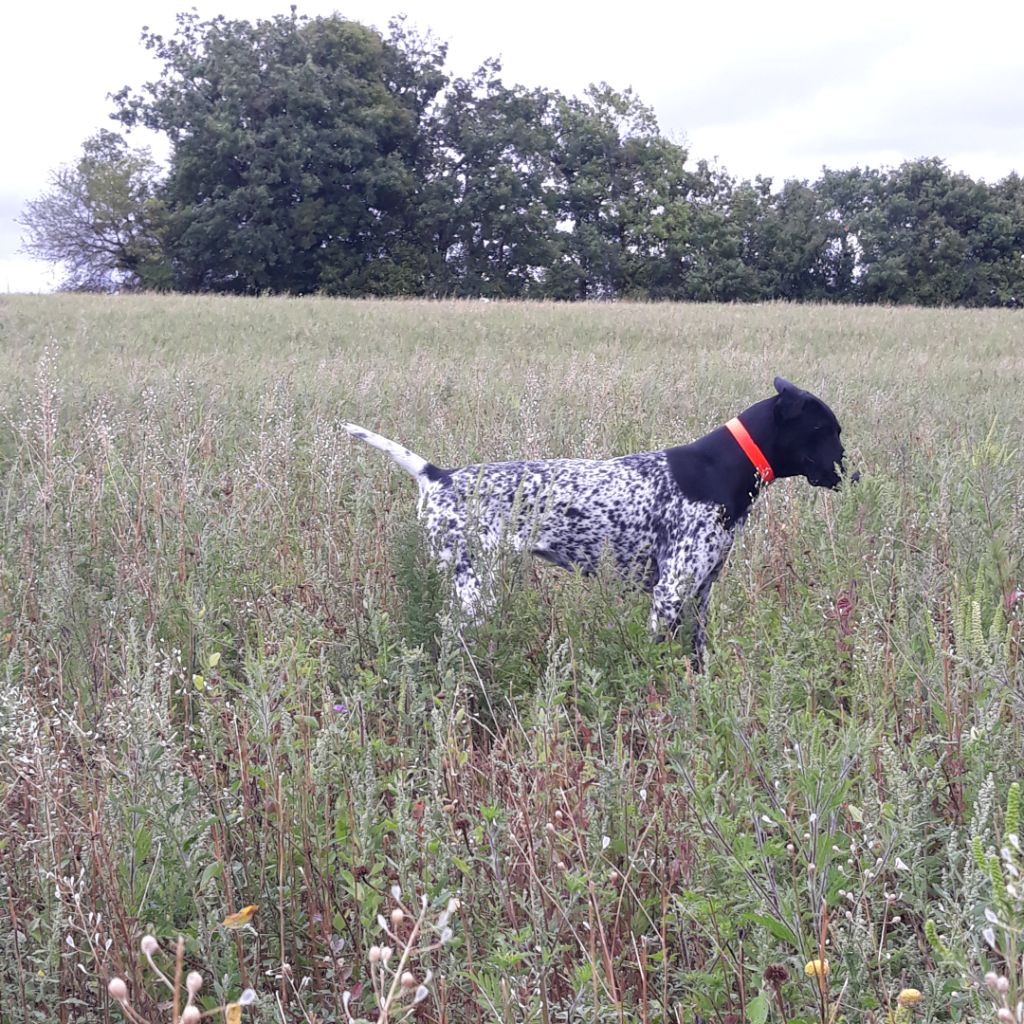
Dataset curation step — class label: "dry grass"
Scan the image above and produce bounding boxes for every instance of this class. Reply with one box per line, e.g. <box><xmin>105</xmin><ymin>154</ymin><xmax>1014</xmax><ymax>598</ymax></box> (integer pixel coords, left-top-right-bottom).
<box><xmin>0</xmin><ymin>293</ymin><xmax>1022</xmax><ymax>1023</ymax></box>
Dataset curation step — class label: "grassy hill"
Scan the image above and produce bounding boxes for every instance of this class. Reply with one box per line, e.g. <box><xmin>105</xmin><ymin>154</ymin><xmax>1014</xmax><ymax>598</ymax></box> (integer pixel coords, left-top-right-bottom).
<box><xmin>1</xmin><ymin>294</ymin><xmax>1022</xmax><ymax>1022</ymax></box>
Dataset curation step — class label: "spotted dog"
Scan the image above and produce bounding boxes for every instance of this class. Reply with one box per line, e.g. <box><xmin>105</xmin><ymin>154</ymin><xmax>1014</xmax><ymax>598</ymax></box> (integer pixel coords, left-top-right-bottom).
<box><xmin>345</xmin><ymin>378</ymin><xmax>848</xmax><ymax>667</ymax></box>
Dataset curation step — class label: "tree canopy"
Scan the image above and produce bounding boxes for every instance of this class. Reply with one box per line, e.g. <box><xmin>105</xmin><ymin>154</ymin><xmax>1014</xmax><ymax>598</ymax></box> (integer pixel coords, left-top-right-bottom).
<box><xmin>21</xmin><ymin>9</ymin><xmax>1024</xmax><ymax>305</ymax></box>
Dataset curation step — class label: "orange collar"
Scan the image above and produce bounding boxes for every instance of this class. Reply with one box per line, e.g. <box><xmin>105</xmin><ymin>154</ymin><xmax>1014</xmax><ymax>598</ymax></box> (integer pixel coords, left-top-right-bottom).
<box><xmin>725</xmin><ymin>417</ymin><xmax>775</xmax><ymax>485</ymax></box>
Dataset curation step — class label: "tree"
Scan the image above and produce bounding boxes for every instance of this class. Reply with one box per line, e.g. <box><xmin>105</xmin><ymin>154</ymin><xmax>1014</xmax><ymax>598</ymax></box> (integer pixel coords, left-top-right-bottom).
<box><xmin>112</xmin><ymin>10</ymin><xmax>448</xmax><ymax>294</ymax></box>
<box><xmin>818</xmin><ymin>160</ymin><xmax>1024</xmax><ymax>307</ymax></box>
<box><xmin>545</xmin><ymin>85</ymin><xmax>691</xmax><ymax>300</ymax></box>
<box><xmin>428</xmin><ymin>62</ymin><xmax>561</xmax><ymax>297</ymax></box>
<box><xmin>19</xmin><ymin>131</ymin><xmax>167</xmax><ymax>291</ymax></box>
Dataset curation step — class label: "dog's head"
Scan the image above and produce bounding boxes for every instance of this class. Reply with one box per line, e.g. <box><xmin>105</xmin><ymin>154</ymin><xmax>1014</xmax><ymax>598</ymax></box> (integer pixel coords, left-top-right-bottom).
<box><xmin>771</xmin><ymin>377</ymin><xmax>847</xmax><ymax>489</ymax></box>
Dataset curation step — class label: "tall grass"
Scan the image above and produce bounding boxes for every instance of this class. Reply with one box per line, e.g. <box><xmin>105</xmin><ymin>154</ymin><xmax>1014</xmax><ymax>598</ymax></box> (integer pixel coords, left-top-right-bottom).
<box><xmin>0</xmin><ymin>293</ymin><xmax>1022</xmax><ymax>1022</ymax></box>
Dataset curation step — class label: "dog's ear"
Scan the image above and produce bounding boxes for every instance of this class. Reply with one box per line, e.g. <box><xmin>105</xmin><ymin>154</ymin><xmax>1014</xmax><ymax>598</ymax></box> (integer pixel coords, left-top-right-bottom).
<box><xmin>773</xmin><ymin>377</ymin><xmax>806</xmax><ymax>421</ymax></box>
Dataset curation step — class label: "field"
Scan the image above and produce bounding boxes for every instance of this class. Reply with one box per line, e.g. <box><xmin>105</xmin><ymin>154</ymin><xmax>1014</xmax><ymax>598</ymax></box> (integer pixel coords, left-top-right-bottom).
<box><xmin>1</xmin><ymin>294</ymin><xmax>1023</xmax><ymax>1024</ymax></box>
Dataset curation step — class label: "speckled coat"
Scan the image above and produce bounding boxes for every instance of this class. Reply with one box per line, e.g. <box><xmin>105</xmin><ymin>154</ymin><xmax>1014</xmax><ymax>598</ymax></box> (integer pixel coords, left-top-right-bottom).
<box><xmin>345</xmin><ymin>378</ymin><xmax>847</xmax><ymax>667</ymax></box>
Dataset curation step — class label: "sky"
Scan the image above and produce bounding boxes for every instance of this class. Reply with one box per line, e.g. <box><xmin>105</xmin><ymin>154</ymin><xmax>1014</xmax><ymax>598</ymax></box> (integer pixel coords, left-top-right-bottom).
<box><xmin>3</xmin><ymin>0</ymin><xmax>1023</xmax><ymax>292</ymax></box>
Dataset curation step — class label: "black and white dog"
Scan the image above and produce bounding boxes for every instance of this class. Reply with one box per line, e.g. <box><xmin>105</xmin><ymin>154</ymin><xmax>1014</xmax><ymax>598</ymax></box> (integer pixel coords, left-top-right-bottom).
<box><xmin>345</xmin><ymin>378</ymin><xmax>847</xmax><ymax>666</ymax></box>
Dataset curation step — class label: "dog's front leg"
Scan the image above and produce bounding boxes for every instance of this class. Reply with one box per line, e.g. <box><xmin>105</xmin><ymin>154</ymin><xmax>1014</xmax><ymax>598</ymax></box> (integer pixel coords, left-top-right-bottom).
<box><xmin>690</xmin><ymin>578</ymin><xmax>714</xmax><ymax>671</ymax></box>
<box><xmin>649</xmin><ymin>552</ymin><xmax>707</xmax><ymax>671</ymax></box>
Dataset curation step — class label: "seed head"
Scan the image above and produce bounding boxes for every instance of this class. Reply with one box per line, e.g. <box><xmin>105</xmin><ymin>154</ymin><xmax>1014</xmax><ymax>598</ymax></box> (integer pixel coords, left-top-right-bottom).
<box><xmin>401</xmin><ymin>971</ymin><xmax>416</xmax><ymax>989</ymax></box>
<box><xmin>391</xmin><ymin>907</ymin><xmax>405</xmax><ymax>927</ymax></box>
<box><xmin>897</xmin><ymin>988</ymin><xmax>922</xmax><ymax>1008</ymax></box>
<box><xmin>763</xmin><ymin>964</ymin><xmax>789</xmax><ymax>988</ymax></box>
<box><xmin>181</xmin><ymin>1008</ymin><xmax>201</xmax><ymax>1024</ymax></box>
<box><xmin>107</xmin><ymin>977</ymin><xmax>128</xmax><ymax>1002</ymax></box>
<box><xmin>997</xmin><ymin>1009</ymin><xmax>1014</xmax><ymax>1024</ymax></box>
<box><xmin>140</xmin><ymin>935</ymin><xmax>159</xmax><ymax>956</ymax></box>
<box><xmin>368</xmin><ymin>945</ymin><xmax>382</xmax><ymax>964</ymax></box>
<box><xmin>186</xmin><ymin>971</ymin><xmax>203</xmax><ymax>995</ymax></box>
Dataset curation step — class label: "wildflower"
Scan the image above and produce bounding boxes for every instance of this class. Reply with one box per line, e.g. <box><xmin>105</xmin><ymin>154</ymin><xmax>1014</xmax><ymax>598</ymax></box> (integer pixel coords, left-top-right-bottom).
<box><xmin>368</xmin><ymin>945</ymin><xmax>382</xmax><ymax>964</ymax></box>
<box><xmin>897</xmin><ymin>988</ymin><xmax>922</xmax><ymax>1008</ymax></box>
<box><xmin>333</xmin><ymin>703</ymin><xmax>349</xmax><ymax>714</ymax></box>
<box><xmin>804</xmin><ymin>958</ymin><xmax>829</xmax><ymax>979</ymax></box>
<box><xmin>222</xmin><ymin>904</ymin><xmax>259</xmax><ymax>930</ymax></box>
<box><xmin>763</xmin><ymin>964</ymin><xmax>789</xmax><ymax>988</ymax></box>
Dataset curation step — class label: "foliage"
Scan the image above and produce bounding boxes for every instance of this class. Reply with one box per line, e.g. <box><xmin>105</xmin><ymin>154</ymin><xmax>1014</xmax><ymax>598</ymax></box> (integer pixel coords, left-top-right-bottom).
<box><xmin>24</xmin><ymin>11</ymin><xmax>1004</xmax><ymax>305</ymax></box>
<box><xmin>112</xmin><ymin>10</ymin><xmax>447</xmax><ymax>295</ymax></box>
<box><xmin>19</xmin><ymin>130</ymin><xmax>168</xmax><ymax>292</ymax></box>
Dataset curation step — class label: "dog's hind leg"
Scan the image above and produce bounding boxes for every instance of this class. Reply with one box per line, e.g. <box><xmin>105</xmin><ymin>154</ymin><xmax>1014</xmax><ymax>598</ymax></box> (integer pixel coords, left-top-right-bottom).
<box><xmin>425</xmin><ymin>521</ymin><xmax>486</xmax><ymax>621</ymax></box>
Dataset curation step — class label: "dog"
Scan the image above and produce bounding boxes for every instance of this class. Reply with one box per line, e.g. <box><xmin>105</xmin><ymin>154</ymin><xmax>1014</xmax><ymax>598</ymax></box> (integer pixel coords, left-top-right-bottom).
<box><xmin>345</xmin><ymin>377</ymin><xmax>848</xmax><ymax>668</ymax></box>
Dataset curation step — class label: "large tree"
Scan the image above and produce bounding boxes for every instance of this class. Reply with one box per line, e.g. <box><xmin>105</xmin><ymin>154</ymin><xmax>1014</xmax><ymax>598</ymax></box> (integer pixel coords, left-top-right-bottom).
<box><xmin>428</xmin><ymin>62</ymin><xmax>562</xmax><ymax>297</ymax></box>
<box><xmin>545</xmin><ymin>85</ymin><xmax>692</xmax><ymax>300</ymax></box>
<box><xmin>19</xmin><ymin>130</ymin><xmax>167</xmax><ymax>292</ymax></box>
<box><xmin>112</xmin><ymin>10</ymin><xmax>447</xmax><ymax>294</ymax></box>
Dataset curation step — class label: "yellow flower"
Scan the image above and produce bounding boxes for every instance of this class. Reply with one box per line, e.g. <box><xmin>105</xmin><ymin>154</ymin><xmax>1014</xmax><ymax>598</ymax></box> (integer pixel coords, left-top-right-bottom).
<box><xmin>222</xmin><ymin>904</ymin><xmax>259</xmax><ymax>930</ymax></box>
<box><xmin>804</xmin><ymin>958</ymin><xmax>830</xmax><ymax>979</ymax></box>
<box><xmin>897</xmin><ymin>988</ymin><xmax>922</xmax><ymax>1008</ymax></box>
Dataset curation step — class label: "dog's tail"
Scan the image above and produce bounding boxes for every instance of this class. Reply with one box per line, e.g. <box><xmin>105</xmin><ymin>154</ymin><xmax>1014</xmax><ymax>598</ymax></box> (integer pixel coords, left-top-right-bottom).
<box><xmin>343</xmin><ymin>422</ymin><xmax>444</xmax><ymax>493</ymax></box>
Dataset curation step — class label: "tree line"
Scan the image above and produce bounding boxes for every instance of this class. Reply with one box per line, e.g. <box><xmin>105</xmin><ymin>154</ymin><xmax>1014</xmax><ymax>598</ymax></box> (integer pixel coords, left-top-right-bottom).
<box><xmin>21</xmin><ymin>9</ymin><xmax>1024</xmax><ymax>305</ymax></box>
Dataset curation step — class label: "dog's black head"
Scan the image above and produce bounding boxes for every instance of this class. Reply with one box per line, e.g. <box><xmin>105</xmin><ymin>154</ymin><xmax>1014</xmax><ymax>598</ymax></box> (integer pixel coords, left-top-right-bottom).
<box><xmin>771</xmin><ymin>377</ymin><xmax>846</xmax><ymax>489</ymax></box>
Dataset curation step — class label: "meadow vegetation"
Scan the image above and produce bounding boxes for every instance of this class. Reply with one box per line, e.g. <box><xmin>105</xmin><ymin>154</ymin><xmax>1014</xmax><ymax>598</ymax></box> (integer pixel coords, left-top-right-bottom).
<box><xmin>0</xmin><ymin>294</ymin><xmax>1022</xmax><ymax>1023</ymax></box>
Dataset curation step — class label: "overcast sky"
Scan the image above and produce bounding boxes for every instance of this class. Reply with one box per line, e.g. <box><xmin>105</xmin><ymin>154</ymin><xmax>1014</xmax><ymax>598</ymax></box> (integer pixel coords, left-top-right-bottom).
<box><xmin>3</xmin><ymin>0</ymin><xmax>1023</xmax><ymax>292</ymax></box>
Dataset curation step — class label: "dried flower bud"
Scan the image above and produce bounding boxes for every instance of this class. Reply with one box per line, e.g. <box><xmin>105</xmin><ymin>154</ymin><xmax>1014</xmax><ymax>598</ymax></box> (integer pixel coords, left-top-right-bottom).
<box><xmin>897</xmin><ymin>988</ymin><xmax>922</xmax><ymax>1008</ymax></box>
<box><xmin>186</xmin><ymin>971</ymin><xmax>203</xmax><ymax>995</ymax></box>
<box><xmin>763</xmin><ymin>964</ymin><xmax>788</xmax><ymax>988</ymax></box>
<box><xmin>107</xmin><ymin>977</ymin><xmax>128</xmax><ymax>1002</ymax></box>
<box><xmin>380</xmin><ymin>946</ymin><xmax>393</xmax><ymax>965</ymax></box>
<box><xmin>986</xmin><ymin>972</ymin><xmax>1001</xmax><ymax>991</ymax></box>
<box><xmin>997</xmin><ymin>1009</ymin><xmax>1014</xmax><ymax>1024</ymax></box>
<box><xmin>140</xmin><ymin>935</ymin><xmax>159</xmax><ymax>956</ymax></box>
<box><xmin>997</xmin><ymin>976</ymin><xmax>1011</xmax><ymax>995</ymax></box>
<box><xmin>391</xmin><ymin>907</ymin><xmax>405</xmax><ymax>927</ymax></box>
<box><xmin>401</xmin><ymin>971</ymin><xmax>416</xmax><ymax>989</ymax></box>
<box><xmin>369</xmin><ymin>945</ymin><xmax>382</xmax><ymax>964</ymax></box>
<box><xmin>181</xmin><ymin>1008</ymin><xmax>201</xmax><ymax>1024</ymax></box>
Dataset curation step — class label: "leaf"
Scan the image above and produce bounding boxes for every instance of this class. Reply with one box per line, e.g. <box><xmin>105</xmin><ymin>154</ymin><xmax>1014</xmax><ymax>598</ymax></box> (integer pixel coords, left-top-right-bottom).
<box><xmin>740</xmin><ymin>913</ymin><xmax>799</xmax><ymax>948</ymax></box>
<box><xmin>746</xmin><ymin>993</ymin><xmax>769</xmax><ymax>1024</ymax></box>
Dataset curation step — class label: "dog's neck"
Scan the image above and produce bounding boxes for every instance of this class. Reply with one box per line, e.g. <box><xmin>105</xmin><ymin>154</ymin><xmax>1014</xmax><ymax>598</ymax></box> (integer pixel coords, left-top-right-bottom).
<box><xmin>664</xmin><ymin>398</ymin><xmax>792</xmax><ymax>528</ymax></box>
